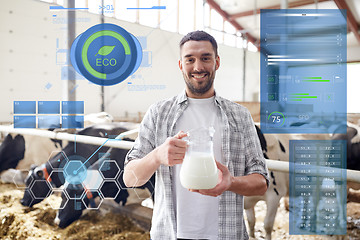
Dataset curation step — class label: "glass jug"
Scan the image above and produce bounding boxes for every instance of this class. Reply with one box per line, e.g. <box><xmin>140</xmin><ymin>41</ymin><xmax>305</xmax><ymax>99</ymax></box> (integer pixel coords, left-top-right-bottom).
<box><xmin>180</xmin><ymin>126</ymin><xmax>218</xmax><ymax>189</ymax></box>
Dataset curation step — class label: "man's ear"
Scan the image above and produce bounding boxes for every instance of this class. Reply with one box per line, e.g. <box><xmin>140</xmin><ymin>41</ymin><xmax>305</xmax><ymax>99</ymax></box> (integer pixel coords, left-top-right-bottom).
<box><xmin>179</xmin><ymin>59</ymin><xmax>183</xmax><ymax>70</ymax></box>
<box><xmin>215</xmin><ymin>55</ymin><xmax>220</xmax><ymax>70</ymax></box>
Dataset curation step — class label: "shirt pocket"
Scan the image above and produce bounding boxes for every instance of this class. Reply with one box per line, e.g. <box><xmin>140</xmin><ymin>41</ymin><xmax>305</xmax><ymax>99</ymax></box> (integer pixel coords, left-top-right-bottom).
<box><xmin>228</xmin><ymin>124</ymin><xmax>243</xmax><ymax>161</ymax></box>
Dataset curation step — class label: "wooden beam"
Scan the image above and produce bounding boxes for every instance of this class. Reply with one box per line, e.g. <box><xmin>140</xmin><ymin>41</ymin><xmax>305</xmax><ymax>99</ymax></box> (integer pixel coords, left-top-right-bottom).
<box><xmin>333</xmin><ymin>0</ymin><xmax>360</xmax><ymax>44</ymax></box>
<box><xmin>206</xmin><ymin>0</ymin><xmax>259</xmax><ymax>48</ymax></box>
<box><xmin>229</xmin><ymin>0</ymin><xmax>330</xmax><ymax>20</ymax></box>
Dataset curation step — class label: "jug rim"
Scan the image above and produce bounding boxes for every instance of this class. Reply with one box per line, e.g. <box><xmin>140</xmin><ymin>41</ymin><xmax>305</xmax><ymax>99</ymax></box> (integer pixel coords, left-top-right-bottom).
<box><xmin>186</xmin><ymin>126</ymin><xmax>215</xmax><ymax>140</ymax></box>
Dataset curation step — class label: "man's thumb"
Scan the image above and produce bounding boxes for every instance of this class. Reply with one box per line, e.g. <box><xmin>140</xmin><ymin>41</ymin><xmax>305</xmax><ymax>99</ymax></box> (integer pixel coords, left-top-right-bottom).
<box><xmin>174</xmin><ymin>131</ymin><xmax>187</xmax><ymax>139</ymax></box>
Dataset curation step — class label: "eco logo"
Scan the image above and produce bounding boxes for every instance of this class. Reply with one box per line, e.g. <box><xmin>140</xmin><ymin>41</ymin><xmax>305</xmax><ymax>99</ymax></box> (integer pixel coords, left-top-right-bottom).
<box><xmin>70</xmin><ymin>24</ymin><xmax>142</xmax><ymax>86</ymax></box>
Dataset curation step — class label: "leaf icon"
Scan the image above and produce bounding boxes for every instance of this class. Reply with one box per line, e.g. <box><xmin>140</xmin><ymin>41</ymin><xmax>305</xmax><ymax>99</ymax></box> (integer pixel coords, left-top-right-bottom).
<box><xmin>95</xmin><ymin>46</ymin><xmax>115</xmax><ymax>56</ymax></box>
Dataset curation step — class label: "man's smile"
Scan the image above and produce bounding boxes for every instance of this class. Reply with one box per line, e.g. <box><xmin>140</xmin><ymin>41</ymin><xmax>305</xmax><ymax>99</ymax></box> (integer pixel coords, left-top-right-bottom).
<box><xmin>191</xmin><ymin>72</ymin><xmax>208</xmax><ymax>81</ymax></box>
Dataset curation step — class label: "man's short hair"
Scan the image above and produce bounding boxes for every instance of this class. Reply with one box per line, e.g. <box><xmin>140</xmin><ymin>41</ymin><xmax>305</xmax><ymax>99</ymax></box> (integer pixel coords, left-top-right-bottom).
<box><xmin>179</xmin><ymin>30</ymin><xmax>218</xmax><ymax>56</ymax></box>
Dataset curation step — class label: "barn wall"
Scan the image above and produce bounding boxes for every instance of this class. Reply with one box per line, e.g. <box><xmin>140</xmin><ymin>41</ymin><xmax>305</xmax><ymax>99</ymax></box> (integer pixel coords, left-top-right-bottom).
<box><xmin>0</xmin><ymin>0</ymin><xmax>258</xmax><ymax>123</ymax></box>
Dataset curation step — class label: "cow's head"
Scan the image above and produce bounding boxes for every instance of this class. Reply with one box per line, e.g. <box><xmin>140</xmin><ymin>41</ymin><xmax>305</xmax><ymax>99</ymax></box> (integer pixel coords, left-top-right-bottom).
<box><xmin>20</xmin><ymin>165</ymin><xmax>51</xmax><ymax>207</ymax></box>
<box><xmin>55</xmin><ymin>184</ymin><xmax>129</xmax><ymax>228</ymax></box>
<box><xmin>55</xmin><ymin>185</ymin><xmax>89</xmax><ymax>228</ymax></box>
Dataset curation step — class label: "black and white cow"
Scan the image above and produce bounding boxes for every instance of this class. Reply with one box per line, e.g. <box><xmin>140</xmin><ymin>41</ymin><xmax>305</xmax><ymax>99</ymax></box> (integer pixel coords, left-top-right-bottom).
<box><xmin>0</xmin><ymin>134</ymin><xmax>25</xmax><ymax>172</ymax></box>
<box><xmin>332</xmin><ymin>123</ymin><xmax>360</xmax><ymax>171</ymax></box>
<box><xmin>332</xmin><ymin>122</ymin><xmax>360</xmax><ymax>202</ymax></box>
<box><xmin>244</xmin><ymin>126</ymin><xmax>289</xmax><ymax>240</ymax></box>
<box><xmin>55</xmin><ymin>145</ymin><xmax>155</xmax><ymax>228</ymax></box>
<box><xmin>20</xmin><ymin>123</ymin><xmax>132</xmax><ymax>207</ymax></box>
<box><xmin>248</xmin><ymin>123</ymin><xmax>360</xmax><ymax>239</ymax></box>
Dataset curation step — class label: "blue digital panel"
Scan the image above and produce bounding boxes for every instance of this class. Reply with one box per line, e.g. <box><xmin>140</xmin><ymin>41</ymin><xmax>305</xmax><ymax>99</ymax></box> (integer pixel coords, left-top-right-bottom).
<box><xmin>62</xmin><ymin>101</ymin><xmax>84</xmax><ymax>114</ymax></box>
<box><xmin>14</xmin><ymin>116</ymin><xmax>36</xmax><ymax>128</ymax></box>
<box><xmin>38</xmin><ymin>116</ymin><xmax>61</xmax><ymax>128</ymax></box>
<box><xmin>14</xmin><ymin>101</ymin><xmax>36</xmax><ymax>114</ymax></box>
<box><xmin>62</xmin><ymin>115</ymin><xmax>84</xmax><ymax>129</ymax></box>
<box><xmin>38</xmin><ymin>101</ymin><xmax>60</xmax><ymax>114</ymax></box>
<box><xmin>260</xmin><ymin>10</ymin><xmax>347</xmax><ymax>133</ymax></box>
<box><xmin>289</xmin><ymin>140</ymin><xmax>346</xmax><ymax>235</ymax></box>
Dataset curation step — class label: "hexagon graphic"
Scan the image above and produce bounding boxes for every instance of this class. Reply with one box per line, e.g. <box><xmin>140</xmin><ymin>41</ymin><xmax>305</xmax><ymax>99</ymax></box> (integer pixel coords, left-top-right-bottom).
<box><xmin>13</xmin><ymin>169</ymin><xmax>31</xmax><ymax>189</ymax></box>
<box><xmin>82</xmin><ymin>189</ymin><xmax>103</xmax><ymax>210</ymax></box>
<box><xmin>48</xmin><ymin>169</ymin><xmax>66</xmax><ymax>187</ymax></box>
<box><xmin>24</xmin><ymin>171</ymin><xmax>35</xmax><ymax>189</ymax></box>
<box><xmin>72</xmin><ymin>198</ymin><xmax>87</xmax><ymax>211</ymax></box>
<box><xmin>22</xmin><ymin>189</ymin><xmax>35</xmax><ymax>206</ymax></box>
<box><xmin>99</xmin><ymin>180</ymin><xmax>120</xmax><ymax>199</ymax></box>
<box><xmin>82</xmin><ymin>169</ymin><xmax>104</xmax><ymax>190</ymax></box>
<box><xmin>29</xmin><ymin>180</ymin><xmax>52</xmax><ymax>199</ymax></box>
<box><xmin>63</xmin><ymin>183</ymin><xmax>85</xmax><ymax>200</ymax></box>
<box><xmin>64</xmin><ymin>160</ymin><xmax>87</xmax><ymax>185</ymax></box>
<box><xmin>46</xmin><ymin>189</ymin><xmax>68</xmax><ymax>210</ymax></box>
<box><xmin>48</xmin><ymin>150</ymin><xmax>69</xmax><ymax>169</ymax></box>
<box><xmin>133</xmin><ymin>179</ymin><xmax>155</xmax><ymax>201</ymax></box>
<box><xmin>99</xmin><ymin>160</ymin><xmax>120</xmax><ymax>179</ymax></box>
<box><xmin>116</xmin><ymin>170</ymin><xmax>138</xmax><ymax>189</ymax></box>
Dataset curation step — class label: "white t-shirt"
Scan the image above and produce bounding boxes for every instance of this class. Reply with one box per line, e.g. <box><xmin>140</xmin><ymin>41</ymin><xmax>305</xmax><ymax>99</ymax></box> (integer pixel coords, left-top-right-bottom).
<box><xmin>173</xmin><ymin>96</ymin><xmax>222</xmax><ymax>240</ymax></box>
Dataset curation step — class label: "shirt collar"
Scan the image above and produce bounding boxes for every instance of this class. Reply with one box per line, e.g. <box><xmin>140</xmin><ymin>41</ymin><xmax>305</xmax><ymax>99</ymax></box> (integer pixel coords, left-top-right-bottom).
<box><xmin>176</xmin><ymin>89</ymin><xmax>222</xmax><ymax>106</ymax></box>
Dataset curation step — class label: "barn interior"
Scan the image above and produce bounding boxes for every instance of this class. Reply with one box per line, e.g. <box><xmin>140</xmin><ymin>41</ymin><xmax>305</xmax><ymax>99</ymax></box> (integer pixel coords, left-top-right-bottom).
<box><xmin>1</xmin><ymin>0</ymin><xmax>360</xmax><ymax>239</ymax></box>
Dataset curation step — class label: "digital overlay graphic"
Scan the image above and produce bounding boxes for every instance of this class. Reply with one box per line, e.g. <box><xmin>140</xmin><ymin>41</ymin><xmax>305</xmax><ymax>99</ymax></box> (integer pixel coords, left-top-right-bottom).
<box><xmin>13</xmin><ymin>101</ymin><xmax>84</xmax><ymax>129</ymax></box>
<box><xmin>260</xmin><ymin>9</ymin><xmax>347</xmax><ymax>134</ymax></box>
<box><xmin>70</xmin><ymin>23</ymin><xmax>143</xmax><ymax>86</ymax></box>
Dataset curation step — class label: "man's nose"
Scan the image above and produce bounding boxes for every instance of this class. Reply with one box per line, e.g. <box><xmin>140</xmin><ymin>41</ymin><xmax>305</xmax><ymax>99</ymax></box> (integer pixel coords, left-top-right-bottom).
<box><xmin>193</xmin><ymin>60</ymin><xmax>205</xmax><ymax>72</ymax></box>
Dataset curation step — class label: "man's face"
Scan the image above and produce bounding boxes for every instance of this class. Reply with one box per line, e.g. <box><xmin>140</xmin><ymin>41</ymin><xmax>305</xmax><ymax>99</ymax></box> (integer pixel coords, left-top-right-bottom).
<box><xmin>179</xmin><ymin>40</ymin><xmax>220</xmax><ymax>98</ymax></box>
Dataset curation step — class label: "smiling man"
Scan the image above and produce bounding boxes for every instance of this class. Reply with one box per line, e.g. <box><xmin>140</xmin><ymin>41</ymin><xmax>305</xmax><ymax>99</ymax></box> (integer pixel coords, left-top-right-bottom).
<box><xmin>124</xmin><ymin>31</ymin><xmax>269</xmax><ymax>240</ymax></box>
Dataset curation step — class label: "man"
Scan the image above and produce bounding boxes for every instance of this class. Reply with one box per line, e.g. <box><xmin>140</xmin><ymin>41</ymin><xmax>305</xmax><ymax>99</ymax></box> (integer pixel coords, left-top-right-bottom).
<box><xmin>124</xmin><ymin>31</ymin><xmax>269</xmax><ymax>240</ymax></box>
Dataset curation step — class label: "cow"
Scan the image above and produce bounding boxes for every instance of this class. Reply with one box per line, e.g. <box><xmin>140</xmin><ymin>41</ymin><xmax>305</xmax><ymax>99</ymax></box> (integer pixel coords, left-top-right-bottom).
<box><xmin>15</xmin><ymin>133</ymin><xmax>63</xmax><ymax>171</ymax></box>
<box><xmin>332</xmin><ymin>122</ymin><xmax>360</xmax><ymax>171</ymax></box>
<box><xmin>55</xmin><ymin>145</ymin><xmax>155</xmax><ymax>228</ymax></box>
<box><xmin>244</xmin><ymin>126</ymin><xmax>289</xmax><ymax>240</ymax></box>
<box><xmin>20</xmin><ymin>123</ymin><xmax>134</xmax><ymax>207</ymax></box>
<box><xmin>0</xmin><ymin>112</ymin><xmax>123</xmax><ymax>173</ymax></box>
<box><xmin>0</xmin><ymin>131</ymin><xmax>60</xmax><ymax>179</ymax></box>
<box><xmin>332</xmin><ymin>122</ymin><xmax>360</xmax><ymax>202</ymax></box>
<box><xmin>0</xmin><ymin>134</ymin><xmax>25</xmax><ymax>172</ymax></box>
<box><xmin>249</xmin><ymin>123</ymin><xmax>360</xmax><ymax>239</ymax></box>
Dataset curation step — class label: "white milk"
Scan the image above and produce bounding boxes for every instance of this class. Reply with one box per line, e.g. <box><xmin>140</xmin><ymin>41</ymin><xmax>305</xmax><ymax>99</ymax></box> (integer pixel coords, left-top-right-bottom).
<box><xmin>180</xmin><ymin>152</ymin><xmax>218</xmax><ymax>189</ymax></box>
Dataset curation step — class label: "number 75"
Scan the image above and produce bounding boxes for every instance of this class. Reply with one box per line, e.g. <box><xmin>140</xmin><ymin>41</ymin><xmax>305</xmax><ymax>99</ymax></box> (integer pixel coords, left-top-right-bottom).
<box><xmin>272</xmin><ymin>116</ymin><xmax>281</xmax><ymax>123</ymax></box>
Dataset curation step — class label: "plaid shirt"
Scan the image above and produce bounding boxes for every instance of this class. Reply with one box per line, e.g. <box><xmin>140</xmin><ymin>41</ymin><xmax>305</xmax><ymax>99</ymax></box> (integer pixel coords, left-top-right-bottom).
<box><xmin>126</xmin><ymin>90</ymin><xmax>269</xmax><ymax>240</ymax></box>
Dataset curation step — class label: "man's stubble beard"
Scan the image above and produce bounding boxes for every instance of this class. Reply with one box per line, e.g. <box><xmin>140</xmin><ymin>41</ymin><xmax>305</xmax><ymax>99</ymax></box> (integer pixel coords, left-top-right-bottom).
<box><xmin>183</xmin><ymin>68</ymin><xmax>216</xmax><ymax>96</ymax></box>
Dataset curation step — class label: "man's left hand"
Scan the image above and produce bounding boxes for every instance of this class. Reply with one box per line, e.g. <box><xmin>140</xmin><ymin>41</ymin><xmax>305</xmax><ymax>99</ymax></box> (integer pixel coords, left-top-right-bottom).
<box><xmin>189</xmin><ymin>161</ymin><xmax>233</xmax><ymax>197</ymax></box>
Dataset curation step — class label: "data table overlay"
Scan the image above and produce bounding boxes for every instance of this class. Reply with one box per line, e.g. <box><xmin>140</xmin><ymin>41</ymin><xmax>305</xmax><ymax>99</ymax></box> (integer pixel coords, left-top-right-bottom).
<box><xmin>260</xmin><ymin>9</ymin><xmax>347</xmax><ymax>133</ymax></box>
<box><xmin>289</xmin><ymin>140</ymin><xmax>346</xmax><ymax>235</ymax></box>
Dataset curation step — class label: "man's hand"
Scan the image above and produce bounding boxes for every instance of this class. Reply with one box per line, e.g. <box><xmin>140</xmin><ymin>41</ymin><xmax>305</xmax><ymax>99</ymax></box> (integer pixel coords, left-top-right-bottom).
<box><xmin>190</xmin><ymin>161</ymin><xmax>268</xmax><ymax>197</ymax></box>
<box><xmin>154</xmin><ymin>131</ymin><xmax>188</xmax><ymax>166</ymax></box>
<box><xmin>189</xmin><ymin>161</ymin><xmax>233</xmax><ymax>197</ymax></box>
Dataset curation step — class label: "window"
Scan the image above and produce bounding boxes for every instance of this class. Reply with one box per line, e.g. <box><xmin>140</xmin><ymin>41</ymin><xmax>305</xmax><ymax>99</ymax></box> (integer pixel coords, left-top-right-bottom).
<box><xmin>224</xmin><ymin>21</ymin><xmax>236</xmax><ymax>47</ymax></box>
<box><xmin>115</xmin><ymin>1</ymin><xmax>136</xmax><ymax>23</ymax></box>
<box><xmin>348</xmin><ymin>63</ymin><xmax>360</xmax><ymax>113</ymax></box>
<box><xmin>88</xmin><ymin>0</ymin><xmax>102</xmax><ymax>15</ymax></box>
<box><xmin>179</xmin><ymin>0</ymin><xmax>195</xmax><ymax>35</ymax></box>
<box><xmin>40</xmin><ymin>0</ymin><xmax>251</xmax><ymax>50</ymax></box>
<box><xmin>159</xmin><ymin>0</ymin><xmax>178</xmax><ymax>32</ymax></box>
<box><xmin>210</xmin><ymin>8</ymin><xmax>223</xmax><ymax>32</ymax></box>
<box><xmin>139</xmin><ymin>0</ymin><xmax>159</xmax><ymax>28</ymax></box>
<box><xmin>195</xmin><ymin>0</ymin><xmax>204</xmax><ymax>30</ymax></box>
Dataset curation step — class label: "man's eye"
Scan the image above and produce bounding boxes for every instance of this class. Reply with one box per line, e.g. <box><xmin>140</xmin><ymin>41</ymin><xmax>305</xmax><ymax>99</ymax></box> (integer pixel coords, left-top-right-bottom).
<box><xmin>202</xmin><ymin>57</ymin><xmax>210</xmax><ymax>61</ymax></box>
<box><xmin>186</xmin><ymin>59</ymin><xmax>194</xmax><ymax>63</ymax></box>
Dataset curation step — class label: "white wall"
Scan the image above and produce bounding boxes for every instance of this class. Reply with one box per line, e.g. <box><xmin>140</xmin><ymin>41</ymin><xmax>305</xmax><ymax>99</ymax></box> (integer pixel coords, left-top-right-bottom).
<box><xmin>0</xmin><ymin>0</ymin><xmax>258</xmax><ymax>123</ymax></box>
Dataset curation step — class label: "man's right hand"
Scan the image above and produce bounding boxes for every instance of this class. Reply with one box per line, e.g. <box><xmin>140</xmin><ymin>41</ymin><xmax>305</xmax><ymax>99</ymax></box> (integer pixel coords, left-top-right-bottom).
<box><xmin>124</xmin><ymin>131</ymin><xmax>187</xmax><ymax>187</ymax></box>
<box><xmin>154</xmin><ymin>131</ymin><xmax>188</xmax><ymax>166</ymax></box>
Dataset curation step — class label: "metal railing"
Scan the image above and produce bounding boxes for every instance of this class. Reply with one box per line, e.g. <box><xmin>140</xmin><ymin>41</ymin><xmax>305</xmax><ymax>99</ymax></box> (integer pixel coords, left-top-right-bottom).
<box><xmin>0</xmin><ymin>125</ymin><xmax>359</xmax><ymax>183</ymax></box>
